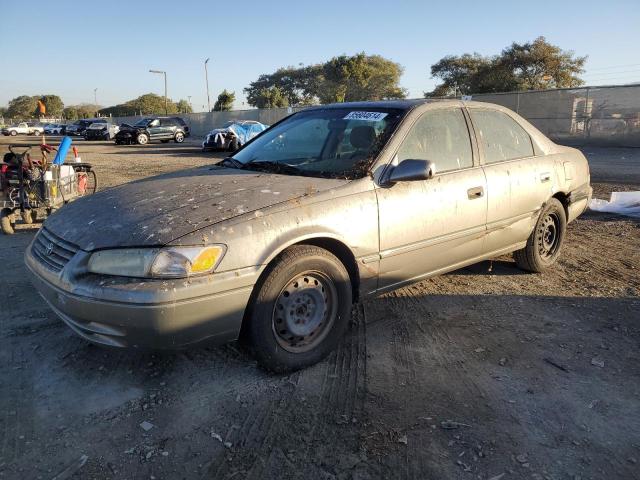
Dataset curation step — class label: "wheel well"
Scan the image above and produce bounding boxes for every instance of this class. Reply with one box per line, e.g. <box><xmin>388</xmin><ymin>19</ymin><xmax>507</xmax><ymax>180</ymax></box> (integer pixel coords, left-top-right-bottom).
<box><xmin>296</xmin><ymin>238</ymin><xmax>360</xmax><ymax>302</ymax></box>
<box><xmin>552</xmin><ymin>192</ymin><xmax>570</xmax><ymax>218</ymax></box>
<box><xmin>238</xmin><ymin>238</ymin><xmax>361</xmax><ymax>342</ymax></box>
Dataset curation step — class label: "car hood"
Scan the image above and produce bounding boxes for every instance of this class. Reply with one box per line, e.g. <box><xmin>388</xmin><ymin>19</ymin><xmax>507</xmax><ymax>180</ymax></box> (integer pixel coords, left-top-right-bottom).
<box><xmin>43</xmin><ymin>166</ymin><xmax>348</xmax><ymax>251</ymax></box>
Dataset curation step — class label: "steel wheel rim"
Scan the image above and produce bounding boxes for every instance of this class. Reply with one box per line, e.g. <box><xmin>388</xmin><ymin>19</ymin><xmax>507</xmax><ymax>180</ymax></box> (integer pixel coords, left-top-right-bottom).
<box><xmin>138</xmin><ymin>134</ymin><xmax>148</xmax><ymax>144</ymax></box>
<box><xmin>176</xmin><ymin>133</ymin><xmax>184</xmax><ymax>142</ymax></box>
<box><xmin>538</xmin><ymin>212</ymin><xmax>560</xmax><ymax>259</ymax></box>
<box><xmin>272</xmin><ymin>271</ymin><xmax>338</xmax><ymax>353</ymax></box>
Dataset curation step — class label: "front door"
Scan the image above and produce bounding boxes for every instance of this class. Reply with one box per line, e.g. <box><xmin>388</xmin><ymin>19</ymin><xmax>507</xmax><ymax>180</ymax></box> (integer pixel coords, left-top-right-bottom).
<box><xmin>147</xmin><ymin>119</ymin><xmax>164</xmax><ymax>139</ymax></box>
<box><xmin>376</xmin><ymin>107</ymin><xmax>487</xmax><ymax>291</ymax></box>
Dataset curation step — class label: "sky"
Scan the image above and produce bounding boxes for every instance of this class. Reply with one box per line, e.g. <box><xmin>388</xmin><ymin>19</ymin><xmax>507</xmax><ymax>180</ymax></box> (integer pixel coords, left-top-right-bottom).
<box><xmin>1</xmin><ymin>0</ymin><xmax>639</xmax><ymax>112</ymax></box>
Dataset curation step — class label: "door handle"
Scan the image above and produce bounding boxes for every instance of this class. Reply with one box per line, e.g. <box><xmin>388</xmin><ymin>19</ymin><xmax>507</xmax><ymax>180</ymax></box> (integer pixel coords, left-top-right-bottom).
<box><xmin>467</xmin><ymin>186</ymin><xmax>484</xmax><ymax>199</ymax></box>
<box><xmin>540</xmin><ymin>172</ymin><xmax>551</xmax><ymax>183</ymax></box>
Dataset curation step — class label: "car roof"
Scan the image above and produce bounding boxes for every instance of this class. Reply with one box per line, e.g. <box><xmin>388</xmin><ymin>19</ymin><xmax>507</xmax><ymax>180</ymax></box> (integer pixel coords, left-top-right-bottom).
<box><xmin>300</xmin><ymin>98</ymin><xmax>520</xmax><ymax>112</ymax></box>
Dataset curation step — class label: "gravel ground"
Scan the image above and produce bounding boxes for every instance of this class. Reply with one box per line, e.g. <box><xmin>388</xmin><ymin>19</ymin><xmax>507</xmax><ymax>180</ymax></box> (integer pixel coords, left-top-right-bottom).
<box><xmin>0</xmin><ymin>137</ymin><xmax>638</xmax><ymax>480</ymax></box>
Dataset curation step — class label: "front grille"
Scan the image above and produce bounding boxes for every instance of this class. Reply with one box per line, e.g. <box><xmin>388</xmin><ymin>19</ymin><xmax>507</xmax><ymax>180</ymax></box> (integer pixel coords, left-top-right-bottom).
<box><xmin>31</xmin><ymin>227</ymin><xmax>79</xmax><ymax>273</ymax></box>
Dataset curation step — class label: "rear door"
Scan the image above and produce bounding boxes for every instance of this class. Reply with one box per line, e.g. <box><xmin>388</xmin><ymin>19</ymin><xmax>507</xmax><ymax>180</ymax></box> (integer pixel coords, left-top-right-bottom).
<box><xmin>468</xmin><ymin>107</ymin><xmax>554</xmax><ymax>253</ymax></box>
<box><xmin>376</xmin><ymin>106</ymin><xmax>487</xmax><ymax>291</ymax></box>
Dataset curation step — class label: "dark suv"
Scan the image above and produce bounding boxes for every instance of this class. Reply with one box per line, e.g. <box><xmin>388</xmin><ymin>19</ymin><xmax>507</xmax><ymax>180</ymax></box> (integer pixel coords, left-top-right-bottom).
<box><xmin>114</xmin><ymin>117</ymin><xmax>190</xmax><ymax>145</ymax></box>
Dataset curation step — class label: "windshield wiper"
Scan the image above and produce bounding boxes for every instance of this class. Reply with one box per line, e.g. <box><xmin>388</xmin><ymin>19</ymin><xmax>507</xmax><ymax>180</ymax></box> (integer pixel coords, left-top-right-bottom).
<box><xmin>219</xmin><ymin>157</ymin><xmax>245</xmax><ymax>169</ymax></box>
<box><xmin>243</xmin><ymin>161</ymin><xmax>306</xmax><ymax>176</ymax></box>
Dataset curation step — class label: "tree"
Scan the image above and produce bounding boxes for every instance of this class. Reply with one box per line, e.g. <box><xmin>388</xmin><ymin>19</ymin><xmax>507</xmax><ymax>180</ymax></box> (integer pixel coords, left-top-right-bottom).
<box><xmin>251</xmin><ymin>86</ymin><xmax>289</xmax><ymax>109</ymax></box>
<box><xmin>7</xmin><ymin>95</ymin><xmax>38</xmax><ymax>119</ymax></box>
<box><xmin>99</xmin><ymin>93</ymin><xmax>179</xmax><ymax>116</ymax></box>
<box><xmin>213</xmin><ymin>90</ymin><xmax>235</xmax><ymax>111</ymax></box>
<box><xmin>63</xmin><ymin>106</ymin><xmax>78</xmax><ymax>120</ymax></box>
<box><xmin>40</xmin><ymin>95</ymin><xmax>64</xmax><ymax>117</ymax></box>
<box><xmin>426</xmin><ymin>37</ymin><xmax>586</xmax><ymax>96</ymax></box>
<box><xmin>244</xmin><ymin>53</ymin><xmax>406</xmax><ymax>107</ymax></box>
<box><xmin>318</xmin><ymin>53</ymin><xmax>406</xmax><ymax>104</ymax></box>
<box><xmin>176</xmin><ymin>99</ymin><xmax>193</xmax><ymax>113</ymax></box>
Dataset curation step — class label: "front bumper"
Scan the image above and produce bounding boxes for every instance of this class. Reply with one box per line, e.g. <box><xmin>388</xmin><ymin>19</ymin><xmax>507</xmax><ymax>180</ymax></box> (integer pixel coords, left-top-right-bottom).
<box><xmin>25</xmin><ymin>239</ymin><xmax>256</xmax><ymax>349</ymax></box>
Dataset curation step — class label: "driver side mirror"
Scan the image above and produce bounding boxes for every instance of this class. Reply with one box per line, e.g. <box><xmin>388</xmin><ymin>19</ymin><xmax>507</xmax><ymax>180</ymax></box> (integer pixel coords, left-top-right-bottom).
<box><xmin>388</xmin><ymin>159</ymin><xmax>436</xmax><ymax>184</ymax></box>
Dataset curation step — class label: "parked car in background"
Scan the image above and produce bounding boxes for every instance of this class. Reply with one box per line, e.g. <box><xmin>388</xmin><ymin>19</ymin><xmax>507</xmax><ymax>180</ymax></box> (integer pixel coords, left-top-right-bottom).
<box><xmin>84</xmin><ymin>120</ymin><xmax>119</xmax><ymax>140</ymax></box>
<box><xmin>43</xmin><ymin>123</ymin><xmax>66</xmax><ymax>135</ymax></box>
<box><xmin>1</xmin><ymin>122</ymin><xmax>43</xmax><ymax>136</ymax></box>
<box><xmin>115</xmin><ymin>116</ymin><xmax>190</xmax><ymax>145</ymax></box>
<box><xmin>65</xmin><ymin>119</ymin><xmax>104</xmax><ymax>137</ymax></box>
<box><xmin>202</xmin><ymin>120</ymin><xmax>269</xmax><ymax>152</ymax></box>
<box><xmin>25</xmin><ymin>100</ymin><xmax>592</xmax><ymax>372</ymax></box>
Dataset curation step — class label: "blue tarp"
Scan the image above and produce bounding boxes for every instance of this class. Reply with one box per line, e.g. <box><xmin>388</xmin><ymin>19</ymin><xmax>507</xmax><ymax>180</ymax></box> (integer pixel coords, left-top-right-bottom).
<box><xmin>227</xmin><ymin>121</ymin><xmax>268</xmax><ymax>144</ymax></box>
<box><xmin>205</xmin><ymin>121</ymin><xmax>268</xmax><ymax>145</ymax></box>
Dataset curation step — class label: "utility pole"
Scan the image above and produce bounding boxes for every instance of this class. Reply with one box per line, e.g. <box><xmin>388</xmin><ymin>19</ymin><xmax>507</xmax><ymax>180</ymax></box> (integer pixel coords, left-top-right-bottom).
<box><xmin>187</xmin><ymin>95</ymin><xmax>192</xmax><ymax>112</ymax></box>
<box><xmin>94</xmin><ymin>88</ymin><xmax>98</xmax><ymax>111</ymax></box>
<box><xmin>149</xmin><ymin>69</ymin><xmax>168</xmax><ymax>115</ymax></box>
<box><xmin>204</xmin><ymin>58</ymin><xmax>211</xmax><ymax>112</ymax></box>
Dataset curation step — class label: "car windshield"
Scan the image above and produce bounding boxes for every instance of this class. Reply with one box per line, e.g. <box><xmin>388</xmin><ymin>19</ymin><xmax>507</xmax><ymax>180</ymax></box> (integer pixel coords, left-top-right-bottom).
<box><xmin>230</xmin><ymin>107</ymin><xmax>405</xmax><ymax>179</ymax></box>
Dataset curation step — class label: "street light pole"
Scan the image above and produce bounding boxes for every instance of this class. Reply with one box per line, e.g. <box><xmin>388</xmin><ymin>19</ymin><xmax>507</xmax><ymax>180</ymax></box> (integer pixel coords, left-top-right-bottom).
<box><xmin>94</xmin><ymin>88</ymin><xmax>98</xmax><ymax>108</ymax></box>
<box><xmin>204</xmin><ymin>58</ymin><xmax>211</xmax><ymax>113</ymax></box>
<box><xmin>149</xmin><ymin>69</ymin><xmax>168</xmax><ymax>115</ymax></box>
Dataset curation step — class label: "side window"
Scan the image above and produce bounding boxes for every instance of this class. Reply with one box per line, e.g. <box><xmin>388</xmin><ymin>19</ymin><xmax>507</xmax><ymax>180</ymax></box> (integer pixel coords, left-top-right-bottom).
<box><xmin>470</xmin><ymin>109</ymin><xmax>534</xmax><ymax>163</ymax></box>
<box><xmin>396</xmin><ymin>109</ymin><xmax>473</xmax><ymax>173</ymax></box>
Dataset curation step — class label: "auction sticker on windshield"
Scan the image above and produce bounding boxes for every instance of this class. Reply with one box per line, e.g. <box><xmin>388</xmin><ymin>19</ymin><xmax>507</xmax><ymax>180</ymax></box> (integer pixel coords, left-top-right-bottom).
<box><xmin>343</xmin><ymin>111</ymin><xmax>388</xmax><ymax>121</ymax></box>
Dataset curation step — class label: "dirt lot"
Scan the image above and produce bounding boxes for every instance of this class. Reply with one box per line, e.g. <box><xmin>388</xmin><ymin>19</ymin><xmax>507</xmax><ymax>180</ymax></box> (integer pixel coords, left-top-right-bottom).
<box><xmin>0</xmin><ymin>137</ymin><xmax>638</xmax><ymax>480</ymax></box>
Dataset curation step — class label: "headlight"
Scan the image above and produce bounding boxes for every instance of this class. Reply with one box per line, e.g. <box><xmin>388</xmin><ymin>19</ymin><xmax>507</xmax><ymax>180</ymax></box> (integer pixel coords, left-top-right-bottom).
<box><xmin>88</xmin><ymin>245</ymin><xmax>225</xmax><ymax>278</ymax></box>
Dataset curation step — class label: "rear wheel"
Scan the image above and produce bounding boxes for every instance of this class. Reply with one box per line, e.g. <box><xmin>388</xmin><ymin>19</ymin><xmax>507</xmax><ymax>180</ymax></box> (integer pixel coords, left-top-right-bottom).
<box><xmin>33</xmin><ymin>130</ymin><xmax>41</xmax><ymax>136</ymax></box>
<box><xmin>1</xmin><ymin>208</ymin><xmax>15</xmax><ymax>235</ymax></box>
<box><xmin>136</xmin><ymin>133</ymin><xmax>149</xmax><ymax>145</ymax></box>
<box><xmin>174</xmin><ymin>132</ymin><xmax>185</xmax><ymax>143</ymax></box>
<box><xmin>9</xmin><ymin>130</ymin><xmax>17</xmax><ymax>136</ymax></box>
<box><xmin>514</xmin><ymin>198</ymin><xmax>566</xmax><ymax>273</ymax></box>
<box><xmin>244</xmin><ymin>245</ymin><xmax>352</xmax><ymax>372</ymax></box>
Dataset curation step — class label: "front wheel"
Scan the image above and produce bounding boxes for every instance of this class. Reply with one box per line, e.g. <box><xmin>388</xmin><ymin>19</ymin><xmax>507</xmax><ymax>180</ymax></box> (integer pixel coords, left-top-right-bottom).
<box><xmin>136</xmin><ymin>133</ymin><xmax>149</xmax><ymax>145</ymax></box>
<box><xmin>514</xmin><ymin>198</ymin><xmax>567</xmax><ymax>273</ymax></box>
<box><xmin>1</xmin><ymin>208</ymin><xmax>15</xmax><ymax>235</ymax></box>
<box><xmin>244</xmin><ymin>245</ymin><xmax>352</xmax><ymax>372</ymax></box>
<box><xmin>174</xmin><ymin>132</ymin><xmax>185</xmax><ymax>143</ymax></box>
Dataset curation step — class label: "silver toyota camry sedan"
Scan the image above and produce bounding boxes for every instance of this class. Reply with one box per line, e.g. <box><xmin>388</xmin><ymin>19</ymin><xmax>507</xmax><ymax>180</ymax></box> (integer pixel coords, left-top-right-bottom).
<box><xmin>25</xmin><ymin>99</ymin><xmax>592</xmax><ymax>371</ymax></box>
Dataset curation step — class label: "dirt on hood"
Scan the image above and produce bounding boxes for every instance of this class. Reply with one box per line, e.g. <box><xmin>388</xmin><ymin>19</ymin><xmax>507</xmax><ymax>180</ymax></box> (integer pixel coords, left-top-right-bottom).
<box><xmin>43</xmin><ymin>166</ymin><xmax>348</xmax><ymax>251</ymax></box>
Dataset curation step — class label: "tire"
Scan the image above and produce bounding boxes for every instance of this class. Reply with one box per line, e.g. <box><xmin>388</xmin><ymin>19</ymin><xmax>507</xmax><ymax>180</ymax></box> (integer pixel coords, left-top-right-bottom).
<box><xmin>244</xmin><ymin>245</ymin><xmax>353</xmax><ymax>372</ymax></box>
<box><xmin>9</xmin><ymin>130</ymin><xmax>17</xmax><ymax>136</ymax></box>
<box><xmin>21</xmin><ymin>209</ymin><xmax>34</xmax><ymax>224</ymax></box>
<box><xmin>514</xmin><ymin>198</ymin><xmax>567</xmax><ymax>273</ymax></box>
<box><xmin>1</xmin><ymin>209</ymin><xmax>15</xmax><ymax>235</ymax></box>
<box><xmin>228</xmin><ymin>138</ymin><xmax>239</xmax><ymax>152</ymax></box>
<box><xmin>136</xmin><ymin>133</ymin><xmax>149</xmax><ymax>145</ymax></box>
<box><xmin>174</xmin><ymin>132</ymin><xmax>185</xmax><ymax>143</ymax></box>
<box><xmin>33</xmin><ymin>130</ymin><xmax>41</xmax><ymax>136</ymax></box>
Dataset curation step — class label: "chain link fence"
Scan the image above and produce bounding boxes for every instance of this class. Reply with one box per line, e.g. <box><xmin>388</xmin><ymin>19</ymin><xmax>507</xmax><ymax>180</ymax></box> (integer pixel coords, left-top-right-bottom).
<box><xmin>467</xmin><ymin>84</ymin><xmax>640</xmax><ymax>147</ymax></box>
